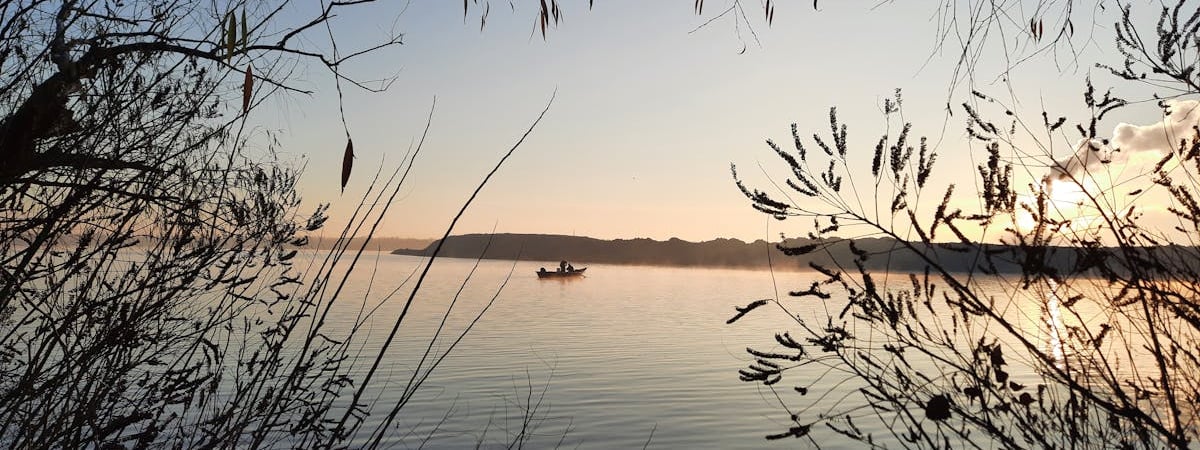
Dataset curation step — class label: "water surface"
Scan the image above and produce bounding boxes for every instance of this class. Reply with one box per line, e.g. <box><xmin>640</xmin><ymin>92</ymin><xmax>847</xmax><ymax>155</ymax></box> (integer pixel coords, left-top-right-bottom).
<box><xmin>324</xmin><ymin>254</ymin><xmax>814</xmax><ymax>448</ymax></box>
<box><xmin>322</xmin><ymin>253</ymin><xmax>1111</xmax><ymax>448</ymax></box>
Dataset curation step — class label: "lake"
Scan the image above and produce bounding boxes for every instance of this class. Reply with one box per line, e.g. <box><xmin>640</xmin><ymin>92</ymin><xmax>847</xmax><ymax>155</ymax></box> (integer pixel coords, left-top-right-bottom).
<box><xmin>317</xmin><ymin>253</ymin><xmax>838</xmax><ymax>448</ymax></box>
<box><xmin>8</xmin><ymin>248</ymin><xmax>1141</xmax><ymax>448</ymax></box>
<box><xmin>312</xmin><ymin>252</ymin><xmax>1123</xmax><ymax>449</ymax></box>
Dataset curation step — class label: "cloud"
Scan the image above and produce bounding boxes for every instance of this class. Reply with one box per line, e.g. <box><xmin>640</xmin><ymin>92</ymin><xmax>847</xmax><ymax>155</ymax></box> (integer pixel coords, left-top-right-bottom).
<box><xmin>1044</xmin><ymin>99</ymin><xmax>1200</xmax><ymax>188</ymax></box>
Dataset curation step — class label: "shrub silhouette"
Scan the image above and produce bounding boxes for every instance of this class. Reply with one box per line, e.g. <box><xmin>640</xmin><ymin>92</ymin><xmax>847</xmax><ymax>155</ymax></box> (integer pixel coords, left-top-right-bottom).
<box><xmin>730</xmin><ymin>3</ymin><xmax>1200</xmax><ymax>447</ymax></box>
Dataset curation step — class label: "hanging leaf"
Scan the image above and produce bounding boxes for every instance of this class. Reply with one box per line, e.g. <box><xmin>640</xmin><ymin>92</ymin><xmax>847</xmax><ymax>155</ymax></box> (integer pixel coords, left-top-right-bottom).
<box><xmin>480</xmin><ymin>2</ymin><xmax>489</xmax><ymax>31</ymax></box>
<box><xmin>241</xmin><ymin>8</ymin><xmax>249</xmax><ymax>52</ymax></box>
<box><xmin>222</xmin><ymin>13</ymin><xmax>230</xmax><ymax>61</ymax></box>
<box><xmin>242</xmin><ymin>64</ymin><xmax>253</xmax><ymax>113</ymax></box>
<box><xmin>539</xmin><ymin>0</ymin><xmax>548</xmax><ymax>39</ymax></box>
<box><xmin>340</xmin><ymin>137</ymin><xmax>354</xmax><ymax>193</ymax></box>
<box><xmin>226</xmin><ymin>13</ymin><xmax>236</xmax><ymax>61</ymax></box>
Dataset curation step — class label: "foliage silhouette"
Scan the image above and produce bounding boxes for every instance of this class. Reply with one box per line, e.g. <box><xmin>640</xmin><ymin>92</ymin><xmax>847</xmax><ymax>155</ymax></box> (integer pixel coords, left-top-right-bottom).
<box><xmin>731</xmin><ymin>2</ymin><xmax>1200</xmax><ymax>448</ymax></box>
<box><xmin>0</xmin><ymin>1</ymin><xmax>561</xmax><ymax>448</ymax></box>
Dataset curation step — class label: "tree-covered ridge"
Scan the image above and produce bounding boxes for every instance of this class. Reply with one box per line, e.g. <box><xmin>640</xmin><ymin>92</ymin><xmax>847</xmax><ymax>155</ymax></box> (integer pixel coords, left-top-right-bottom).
<box><xmin>391</xmin><ymin>232</ymin><xmax>1169</xmax><ymax>275</ymax></box>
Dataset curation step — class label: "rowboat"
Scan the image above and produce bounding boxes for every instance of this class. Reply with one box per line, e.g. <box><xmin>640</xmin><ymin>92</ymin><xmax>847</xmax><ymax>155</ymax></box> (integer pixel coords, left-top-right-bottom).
<box><xmin>537</xmin><ymin>267</ymin><xmax>586</xmax><ymax>278</ymax></box>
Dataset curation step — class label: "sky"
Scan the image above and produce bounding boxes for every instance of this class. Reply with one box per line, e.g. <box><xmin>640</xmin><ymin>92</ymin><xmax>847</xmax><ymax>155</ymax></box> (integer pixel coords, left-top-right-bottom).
<box><xmin>254</xmin><ymin>1</ymin><xmax>1183</xmax><ymax>244</ymax></box>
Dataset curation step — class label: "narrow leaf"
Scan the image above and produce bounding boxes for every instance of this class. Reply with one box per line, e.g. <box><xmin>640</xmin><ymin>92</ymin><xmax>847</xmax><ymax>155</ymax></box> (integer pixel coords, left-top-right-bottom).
<box><xmin>242</xmin><ymin>64</ymin><xmax>253</xmax><ymax>113</ymax></box>
<box><xmin>341</xmin><ymin>138</ymin><xmax>354</xmax><ymax>193</ymax></box>
<box><xmin>226</xmin><ymin>13</ymin><xmax>236</xmax><ymax>61</ymax></box>
<box><xmin>241</xmin><ymin>9</ymin><xmax>249</xmax><ymax>52</ymax></box>
<box><xmin>222</xmin><ymin>13</ymin><xmax>230</xmax><ymax>61</ymax></box>
<box><xmin>480</xmin><ymin>2</ymin><xmax>489</xmax><ymax>31</ymax></box>
<box><xmin>540</xmin><ymin>0</ymin><xmax>549</xmax><ymax>39</ymax></box>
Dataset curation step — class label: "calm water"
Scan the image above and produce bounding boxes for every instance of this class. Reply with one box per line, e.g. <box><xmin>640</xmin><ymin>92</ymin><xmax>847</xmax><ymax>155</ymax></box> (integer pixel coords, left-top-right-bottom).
<box><xmin>15</xmin><ymin>249</ymin><xmax>1164</xmax><ymax>448</ymax></box>
<box><xmin>317</xmin><ymin>254</ymin><xmax>827</xmax><ymax>448</ymax></box>
<box><xmin>312</xmin><ymin>253</ymin><xmax>1124</xmax><ymax>449</ymax></box>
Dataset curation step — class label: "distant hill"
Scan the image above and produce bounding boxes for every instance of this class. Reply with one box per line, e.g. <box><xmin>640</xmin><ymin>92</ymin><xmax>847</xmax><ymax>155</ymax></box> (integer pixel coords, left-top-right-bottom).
<box><xmin>395</xmin><ymin>234</ymin><xmax>791</xmax><ymax>268</ymax></box>
<box><xmin>389</xmin><ymin>233</ymin><xmax>1093</xmax><ymax>273</ymax></box>
<box><xmin>308</xmin><ymin>237</ymin><xmax>433</xmax><ymax>251</ymax></box>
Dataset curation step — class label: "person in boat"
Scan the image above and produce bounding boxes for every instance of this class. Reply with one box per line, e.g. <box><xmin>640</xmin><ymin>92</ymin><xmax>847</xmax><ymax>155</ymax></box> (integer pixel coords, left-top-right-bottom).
<box><xmin>567</xmin><ymin>263</ymin><xmax>574</xmax><ymax>272</ymax></box>
<box><xmin>558</xmin><ymin>260</ymin><xmax>567</xmax><ymax>273</ymax></box>
<box><xmin>539</xmin><ymin>267</ymin><xmax>547</xmax><ymax>274</ymax></box>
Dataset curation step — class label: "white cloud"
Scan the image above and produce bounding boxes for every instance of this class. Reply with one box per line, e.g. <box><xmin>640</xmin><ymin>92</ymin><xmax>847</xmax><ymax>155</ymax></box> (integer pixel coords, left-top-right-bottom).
<box><xmin>1044</xmin><ymin>99</ymin><xmax>1200</xmax><ymax>188</ymax></box>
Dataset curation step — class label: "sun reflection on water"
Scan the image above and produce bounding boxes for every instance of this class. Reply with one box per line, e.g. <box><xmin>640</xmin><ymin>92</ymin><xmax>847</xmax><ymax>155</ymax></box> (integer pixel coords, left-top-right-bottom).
<box><xmin>1044</xmin><ymin>278</ymin><xmax>1066</xmax><ymax>370</ymax></box>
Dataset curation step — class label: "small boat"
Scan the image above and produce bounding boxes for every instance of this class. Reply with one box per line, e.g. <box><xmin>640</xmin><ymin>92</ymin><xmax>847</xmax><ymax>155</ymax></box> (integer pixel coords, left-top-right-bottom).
<box><xmin>538</xmin><ymin>261</ymin><xmax>586</xmax><ymax>278</ymax></box>
<box><xmin>536</xmin><ymin>267</ymin><xmax>586</xmax><ymax>278</ymax></box>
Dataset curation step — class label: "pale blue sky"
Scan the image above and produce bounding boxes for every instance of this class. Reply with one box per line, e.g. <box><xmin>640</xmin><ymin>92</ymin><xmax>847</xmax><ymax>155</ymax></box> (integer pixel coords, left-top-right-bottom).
<box><xmin>258</xmin><ymin>1</ymin><xmax>1140</xmax><ymax>242</ymax></box>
